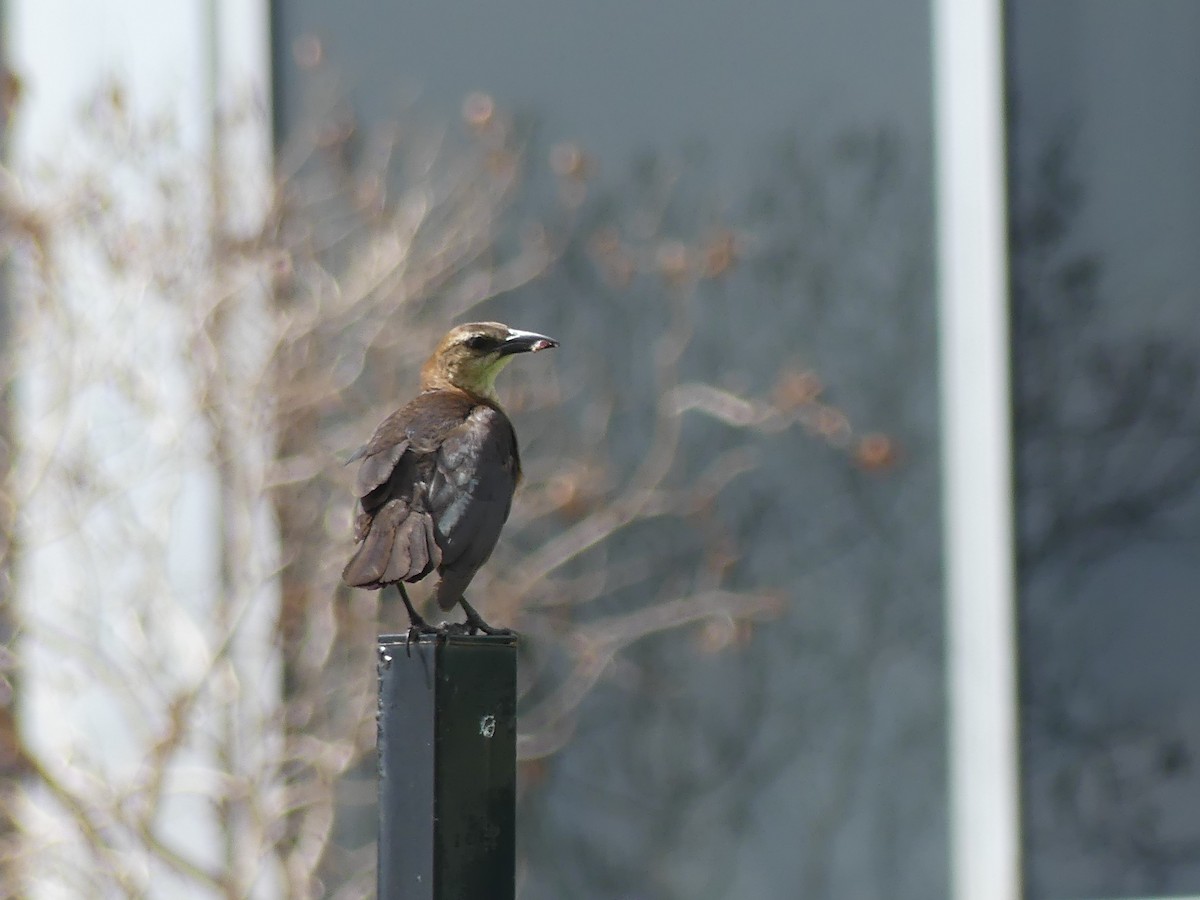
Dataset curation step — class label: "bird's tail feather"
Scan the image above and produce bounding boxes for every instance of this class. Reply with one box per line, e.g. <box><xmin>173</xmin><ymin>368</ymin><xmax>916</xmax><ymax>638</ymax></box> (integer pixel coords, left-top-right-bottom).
<box><xmin>342</xmin><ymin>499</ymin><xmax>440</xmax><ymax>588</ymax></box>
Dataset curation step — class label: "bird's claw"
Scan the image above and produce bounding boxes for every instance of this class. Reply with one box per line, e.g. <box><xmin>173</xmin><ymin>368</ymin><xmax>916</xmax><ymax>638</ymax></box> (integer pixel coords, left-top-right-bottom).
<box><xmin>471</xmin><ymin>621</ymin><xmax>515</xmax><ymax>636</ymax></box>
<box><xmin>459</xmin><ymin>600</ymin><xmax>514</xmax><ymax>636</ymax></box>
<box><xmin>403</xmin><ymin>620</ymin><xmax>445</xmax><ymax>656</ymax></box>
<box><xmin>395</xmin><ymin>583</ymin><xmax>445</xmax><ymax>655</ymax></box>
<box><xmin>449</xmin><ymin>620</ymin><xmax>513</xmax><ymax>636</ymax></box>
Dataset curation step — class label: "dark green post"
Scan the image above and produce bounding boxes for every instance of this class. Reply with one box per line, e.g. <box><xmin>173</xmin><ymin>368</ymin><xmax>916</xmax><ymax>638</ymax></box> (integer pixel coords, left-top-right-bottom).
<box><xmin>377</xmin><ymin>633</ymin><xmax>517</xmax><ymax>900</ymax></box>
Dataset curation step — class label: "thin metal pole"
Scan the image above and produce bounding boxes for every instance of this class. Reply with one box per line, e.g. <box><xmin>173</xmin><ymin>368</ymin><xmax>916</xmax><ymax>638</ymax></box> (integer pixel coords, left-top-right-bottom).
<box><xmin>934</xmin><ymin>0</ymin><xmax>1022</xmax><ymax>896</ymax></box>
<box><xmin>377</xmin><ymin>633</ymin><xmax>517</xmax><ymax>900</ymax></box>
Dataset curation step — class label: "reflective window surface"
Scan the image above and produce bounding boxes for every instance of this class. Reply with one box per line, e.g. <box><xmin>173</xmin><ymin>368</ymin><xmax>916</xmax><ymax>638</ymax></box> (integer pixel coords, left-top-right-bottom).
<box><xmin>274</xmin><ymin>1</ymin><xmax>944</xmax><ymax>897</ymax></box>
<box><xmin>1008</xmin><ymin>3</ymin><xmax>1200</xmax><ymax>897</ymax></box>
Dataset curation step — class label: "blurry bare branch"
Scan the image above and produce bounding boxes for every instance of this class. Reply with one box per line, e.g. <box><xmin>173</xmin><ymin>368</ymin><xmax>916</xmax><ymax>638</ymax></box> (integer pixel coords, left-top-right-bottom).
<box><xmin>0</xmin><ymin>73</ymin><xmax>895</xmax><ymax>897</ymax></box>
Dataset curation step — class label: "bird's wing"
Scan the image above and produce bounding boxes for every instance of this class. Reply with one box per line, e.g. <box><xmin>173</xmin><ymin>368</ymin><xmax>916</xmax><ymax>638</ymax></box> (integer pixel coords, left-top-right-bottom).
<box><xmin>352</xmin><ymin>436</ymin><xmax>409</xmax><ymax>500</ymax></box>
<box><xmin>349</xmin><ymin>392</ymin><xmax>474</xmax><ymax>503</ymax></box>
<box><xmin>342</xmin><ymin>392</ymin><xmax>477</xmax><ymax>589</ymax></box>
<box><xmin>427</xmin><ymin>404</ymin><xmax>520</xmax><ymax>609</ymax></box>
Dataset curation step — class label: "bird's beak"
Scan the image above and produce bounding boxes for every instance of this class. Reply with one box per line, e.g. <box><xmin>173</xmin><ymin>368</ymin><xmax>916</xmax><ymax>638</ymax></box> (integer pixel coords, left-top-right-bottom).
<box><xmin>499</xmin><ymin>328</ymin><xmax>558</xmax><ymax>355</ymax></box>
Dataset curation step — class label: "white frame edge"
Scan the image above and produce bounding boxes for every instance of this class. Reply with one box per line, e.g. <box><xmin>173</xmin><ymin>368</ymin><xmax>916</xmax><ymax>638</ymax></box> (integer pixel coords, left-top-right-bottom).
<box><xmin>933</xmin><ymin>0</ymin><xmax>1022</xmax><ymax>898</ymax></box>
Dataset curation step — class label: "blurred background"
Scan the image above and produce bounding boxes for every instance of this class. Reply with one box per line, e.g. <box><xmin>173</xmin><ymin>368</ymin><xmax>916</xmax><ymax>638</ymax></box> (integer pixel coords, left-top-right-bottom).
<box><xmin>0</xmin><ymin>1</ymin><xmax>1197</xmax><ymax>899</ymax></box>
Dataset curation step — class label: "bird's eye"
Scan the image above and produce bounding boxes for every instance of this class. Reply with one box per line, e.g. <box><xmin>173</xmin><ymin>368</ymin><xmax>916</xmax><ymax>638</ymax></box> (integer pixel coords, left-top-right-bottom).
<box><xmin>464</xmin><ymin>335</ymin><xmax>494</xmax><ymax>351</ymax></box>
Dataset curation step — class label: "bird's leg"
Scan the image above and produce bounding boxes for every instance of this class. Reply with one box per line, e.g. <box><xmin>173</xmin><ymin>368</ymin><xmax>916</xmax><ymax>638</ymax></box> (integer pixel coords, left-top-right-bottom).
<box><xmin>396</xmin><ymin>583</ymin><xmax>442</xmax><ymax>653</ymax></box>
<box><xmin>396</xmin><ymin>582</ymin><xmax>433</xmax><ymax>629</ymax></box>
<box><xmin>457</xmin><ymin>596</ymin><xmax>514</xmax><ymax>636</ymax></box>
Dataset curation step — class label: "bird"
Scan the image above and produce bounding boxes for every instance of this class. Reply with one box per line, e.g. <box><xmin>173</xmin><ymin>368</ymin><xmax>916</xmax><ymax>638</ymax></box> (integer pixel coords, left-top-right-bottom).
<box><xmin>342</xmin><ymin>321</ymin><xmax>558</xmax><ymax>635</ymax></box>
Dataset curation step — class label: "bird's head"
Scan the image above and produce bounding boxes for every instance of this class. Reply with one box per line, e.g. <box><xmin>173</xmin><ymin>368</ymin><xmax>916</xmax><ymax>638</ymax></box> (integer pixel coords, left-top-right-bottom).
<box><xmin>421</xmin><ymin>321</ymin><xmax>558</xmax><ymax>399</ymax></box>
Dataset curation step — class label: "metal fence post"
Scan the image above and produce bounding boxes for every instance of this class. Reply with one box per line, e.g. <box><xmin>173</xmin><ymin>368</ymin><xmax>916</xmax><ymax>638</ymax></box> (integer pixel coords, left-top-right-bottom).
<box><xmin>377</xmin><ymin>633</ymin><xmax>517</xmax><ymax>900</ymax></box>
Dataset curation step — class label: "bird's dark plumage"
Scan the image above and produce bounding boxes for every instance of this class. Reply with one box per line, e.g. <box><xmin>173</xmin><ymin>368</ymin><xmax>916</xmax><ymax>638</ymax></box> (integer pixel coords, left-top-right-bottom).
<box><xmin>343</xmin><ymin>390</ymin><xmax>520</xmax><ymax>609</ymax></box>
<box><xmin>342</xmin><ymin>322</ymin><xmax>556</xmax><ymax>632</ymax></box>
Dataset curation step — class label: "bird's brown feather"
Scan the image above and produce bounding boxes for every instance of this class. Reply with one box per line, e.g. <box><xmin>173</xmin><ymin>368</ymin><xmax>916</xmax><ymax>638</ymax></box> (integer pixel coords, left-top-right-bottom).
<box><xmin>342</xmin><ymin>388</ymin><xmax>520</xmax><ymax>608</ymax></box>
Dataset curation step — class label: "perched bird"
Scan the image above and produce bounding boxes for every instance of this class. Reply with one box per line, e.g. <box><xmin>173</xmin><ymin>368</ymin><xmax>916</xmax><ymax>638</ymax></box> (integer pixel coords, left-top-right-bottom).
<box><xmin>342</xmin><ymin>322</ymin><xmax>558</xmax><ymax>634</ymax></box>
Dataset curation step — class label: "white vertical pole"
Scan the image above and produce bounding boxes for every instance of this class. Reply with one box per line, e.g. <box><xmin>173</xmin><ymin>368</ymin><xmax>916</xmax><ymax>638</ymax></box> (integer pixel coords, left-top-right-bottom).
<box><xmin>6</xmin><ymin>1</ymin><xmax>275</xmax><ymax>896</ymax></box>
<box><xmin>932</xmin><ymin>0</ymin><xmax>1022</xmax><ymax>898</ymax></box>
